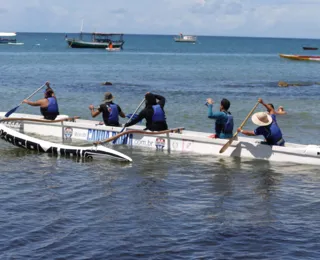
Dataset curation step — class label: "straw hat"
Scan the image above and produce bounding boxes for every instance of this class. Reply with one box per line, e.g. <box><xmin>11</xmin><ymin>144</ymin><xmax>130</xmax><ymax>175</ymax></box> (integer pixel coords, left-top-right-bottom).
<box><xmin>251</xmin><ymin>112</ymin><xmax>272</xmax><ymax>126</ymax></box>
<box><xmin>102</xmin><ymin>92</ymin><xmax>114</xmax><ymax>102</ymax></box>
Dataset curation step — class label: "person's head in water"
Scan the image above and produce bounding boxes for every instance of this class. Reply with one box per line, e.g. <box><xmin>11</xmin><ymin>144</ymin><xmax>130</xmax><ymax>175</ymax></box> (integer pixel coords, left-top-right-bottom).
<box><xmin>145</xmin><ymin>93</ymin><xmax>157</xmax><ymax>107</ymax></box>
<box><xmin>220</xmin><ymin>98</ymin><xmax>230</xmax><ymax>111</ymax></box>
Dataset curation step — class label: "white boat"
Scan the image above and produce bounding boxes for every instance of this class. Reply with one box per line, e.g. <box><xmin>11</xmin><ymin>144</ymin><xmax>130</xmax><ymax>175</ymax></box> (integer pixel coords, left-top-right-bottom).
<box><xmin>0</xmin><ymin>32</ymin><xmax>17</xmax><ymax>44</ymax></box>
<box><xmin>105</xmin><ymin>47</ymin><xmax>121</xmax><ymax>51</ymax></box>
<box><xmin>1</xmin><ymin>112</ymin><xmax>320</xmax><ymax>166</ymax></box>
<box><xmin>0</xmin><ymin>116</ymin><xmax>132</xmax><ymax>162</ymax></box>
<box><xmin>174</xmin><ymin>34</ymin><xmax>197</xmax><ymax>43</ymax></box>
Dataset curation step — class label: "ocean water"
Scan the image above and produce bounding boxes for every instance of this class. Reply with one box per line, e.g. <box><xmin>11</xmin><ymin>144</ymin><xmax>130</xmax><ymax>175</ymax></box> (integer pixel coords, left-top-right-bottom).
<box><xmin>0</xmin><ymin>33</ymin><xmax>319</xmax><ymax>259</ymax></box>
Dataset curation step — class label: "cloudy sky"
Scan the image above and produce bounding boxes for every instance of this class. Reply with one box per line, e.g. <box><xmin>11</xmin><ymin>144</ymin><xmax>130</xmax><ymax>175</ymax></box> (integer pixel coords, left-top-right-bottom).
<box><xmin>1</xmin><ymin>0</ymin><xmax>320</xmax><ymax>38</ymax></box>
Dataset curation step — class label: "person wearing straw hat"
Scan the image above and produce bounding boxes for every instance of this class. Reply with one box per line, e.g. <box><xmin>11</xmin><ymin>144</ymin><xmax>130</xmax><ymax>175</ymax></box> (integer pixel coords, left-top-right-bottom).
<box><xmin>206</xmin><ymin>98</ymin><xmax>234</xmax><ymax>139</ymax></box>
<box><xmin>237</xmin><ymin>110</ymin><xmax>285</xmax><ymax>146</ymax></box>
<box><xmin>22</xmin><ymin>81</ymin><xmax>60</xmax><ymax>120</ymax></box>
<box><xmin>88</xmin><ymin>92</ymin><xmax>125</xmax><ymax>126</ymax></box>
<box><xmin>124</xmin><ymin>92</ymin><xmax>168</xmax><ymax>131</ymax></box>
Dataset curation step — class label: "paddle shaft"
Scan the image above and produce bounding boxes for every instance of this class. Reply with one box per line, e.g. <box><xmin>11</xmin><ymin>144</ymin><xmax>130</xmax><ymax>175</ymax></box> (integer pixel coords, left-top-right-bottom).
<box><xmin>20</xmin><ymin>84</ymin><xmax>47</xmax><ymax>106</ymax></box>
<box><xmin>219</xmin><ymin>101</ymin><xmax>260</xmax><ymax>154</ymax></box>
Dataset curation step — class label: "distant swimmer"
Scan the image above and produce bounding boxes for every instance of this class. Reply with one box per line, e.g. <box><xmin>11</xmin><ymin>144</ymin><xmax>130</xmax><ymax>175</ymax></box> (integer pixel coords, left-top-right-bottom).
<box><xmin>101</xmin><ymin>81</ymin><xmax>113</xmax><ymax>86</ymax></box>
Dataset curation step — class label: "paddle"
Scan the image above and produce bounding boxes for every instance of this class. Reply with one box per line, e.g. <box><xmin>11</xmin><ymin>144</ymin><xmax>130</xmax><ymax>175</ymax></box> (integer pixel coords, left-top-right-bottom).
<box><xmin>95</xmin><ymin>127</ymin><xmax>185</xmax><ymax>145</ymax></box>
<box><xmin>112</xmin><ymin>98</ymin><xmax>145</xmax><ymax>144</ymax></box>
<box><xmin>219</xmin><ymin>102</ymin><xmax>260</xmax><ymax>154</ymax></box>
<box><xmin>4</xmin><ymin>83</ymin><xmax>47</xmax><ymax>117</ymax></box>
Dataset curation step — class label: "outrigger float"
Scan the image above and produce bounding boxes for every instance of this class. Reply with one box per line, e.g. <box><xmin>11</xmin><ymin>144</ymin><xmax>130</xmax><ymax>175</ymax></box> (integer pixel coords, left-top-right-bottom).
<box><xmin>1</xmin><ymin>112</ymin><xmax>320</xmax><ymax>166</ymax></box>
<box><xmin>0</xmin><ymin>116</ymin><xmax>132</xmax><ymax>162</ymax></box>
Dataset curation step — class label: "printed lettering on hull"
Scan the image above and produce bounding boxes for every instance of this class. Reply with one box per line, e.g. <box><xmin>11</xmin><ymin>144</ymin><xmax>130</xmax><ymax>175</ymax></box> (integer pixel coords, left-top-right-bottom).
<box><xmin>87</xmin><ymin>129</ymin><xmax>133</xmax><ymax>145</ymax></box>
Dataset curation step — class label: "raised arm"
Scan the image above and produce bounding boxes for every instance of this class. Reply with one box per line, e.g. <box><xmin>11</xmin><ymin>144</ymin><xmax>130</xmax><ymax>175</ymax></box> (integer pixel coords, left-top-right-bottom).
<box><xmin>154</xmin><ymin>94</ymin><xmax>166</xmax><ymax>108</ymax></box>
<box><xmin>258</xmin><ymin>98</ymin><xmax>275</xmax><ymax>114</ymax></box>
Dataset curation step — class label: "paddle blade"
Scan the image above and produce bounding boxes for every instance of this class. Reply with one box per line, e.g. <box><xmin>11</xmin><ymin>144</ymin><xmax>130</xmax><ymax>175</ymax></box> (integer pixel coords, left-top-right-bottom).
<box><xmin>4</xmin><ymin>106</ymin><xmax>19</xmax><ymax>118</ymax></box>
<box><xmin>219</xmin><ymin>134</ymin><xmax>237</xmax><ymax>154</ymax></box>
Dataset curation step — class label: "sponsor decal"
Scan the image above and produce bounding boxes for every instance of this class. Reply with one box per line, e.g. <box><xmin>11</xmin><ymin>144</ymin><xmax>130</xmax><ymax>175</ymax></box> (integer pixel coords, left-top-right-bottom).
<box><xmin>155</xmin><ymin>138</ymin><xmax>165</xmax><ymax>150</ymax></box>
<box><xmin>64</xmin><ymin>127</ymin><xmax>73</xmax><ymax>139</ymax></box>
<box><xmin>87</xmin><ymin>129</ymin><xmax>132</xmax><ymax>145</ymax></box>
<box><xmin>3</xmin><ymin>121</ymin><xmax>21</xmax><ymax>129</ymax></box>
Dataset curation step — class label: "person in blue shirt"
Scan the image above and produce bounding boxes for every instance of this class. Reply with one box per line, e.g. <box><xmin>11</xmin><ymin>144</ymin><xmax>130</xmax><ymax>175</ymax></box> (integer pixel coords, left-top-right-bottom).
<box><xmin>206</xmin><ymin>98</ymin><xmax>234</xmax><ymax>138</ymax></box>
<box><xmin>237</xmin><ymin>98</ymin><xmax>285</xmax><ymax>146</ymax></box>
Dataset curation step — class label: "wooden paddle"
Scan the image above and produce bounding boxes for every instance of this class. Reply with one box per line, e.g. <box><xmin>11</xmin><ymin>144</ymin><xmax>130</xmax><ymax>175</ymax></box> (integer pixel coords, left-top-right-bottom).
<box><xmin>1</xmin><ymin>116</ymin><xmax>80</xmax><ymax>123</ymax></box>
<box><xmin>95</xmin><ymin>127</ymin><xmax>185</xmax><ymax>145</ymax></box>
<box><xmin>4</xmin><ymin>83</ymin><xmax>47</xmax><ymax>117</ymax></box>
<box><xmin>219</xmin><ymin>102</ymin><xmax>260</xmax><ymax>154</ymax></box>
<box><xmin>112</xmin><ymin>98</ymin><xmax>145</xmax><ymax>144</ymax></box>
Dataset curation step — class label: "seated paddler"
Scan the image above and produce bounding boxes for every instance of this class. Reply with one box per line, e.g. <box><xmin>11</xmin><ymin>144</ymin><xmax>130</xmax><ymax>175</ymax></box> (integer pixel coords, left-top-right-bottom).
<box><xmin>237</xmin><ymin>111</ymin><xmax>285</xmax><ymax>146</ymax></box>
<box><xmin>89</xmin><ymin>92</ymin><xmax>126</xmax><ymax>126</ymax></box>
<box><xmin>124</xmin><ymin>92</ymin><xmax>168</xmax><ymax>131</ymax></box>
<box><xmin>206</xmin><ymin>98</ymin><xmax>234</xmax><ymax>138</ymax></box>
<box><xmin>23</xmin><ymin>82</ymin><xmax>60</xmax><ymax>120</ymax></box>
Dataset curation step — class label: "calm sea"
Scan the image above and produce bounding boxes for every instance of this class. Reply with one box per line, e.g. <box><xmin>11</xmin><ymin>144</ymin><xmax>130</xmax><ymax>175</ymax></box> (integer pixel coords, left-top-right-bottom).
<box><xmin>0</xmin><ymin>33</ymin><xmax>319</xmax><ymax>259</ymax></box>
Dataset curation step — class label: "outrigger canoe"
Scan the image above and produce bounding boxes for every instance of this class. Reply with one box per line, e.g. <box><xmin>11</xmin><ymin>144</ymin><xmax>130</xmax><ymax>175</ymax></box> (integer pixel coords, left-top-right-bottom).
<box><xmin>1</xmin><ymin>112</ymin><xmax>320</xmax><ymax>166</ymax></box>
<box><xmin>279</xmin><ymin>54</ymin><xmax>320</xmax><ymax>61</ymax></box>
<box><xmin>0</xmin><ymin>116</ymin><xmax>132</xmax><ymax>162</ymax></box>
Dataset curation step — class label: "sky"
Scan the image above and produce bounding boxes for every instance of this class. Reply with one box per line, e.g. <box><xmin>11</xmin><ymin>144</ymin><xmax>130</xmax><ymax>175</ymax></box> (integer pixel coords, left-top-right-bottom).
<box><xmin>1</xmin><ymin>0</ymin><xmax>320</xmax><ymax>38</ymax></box>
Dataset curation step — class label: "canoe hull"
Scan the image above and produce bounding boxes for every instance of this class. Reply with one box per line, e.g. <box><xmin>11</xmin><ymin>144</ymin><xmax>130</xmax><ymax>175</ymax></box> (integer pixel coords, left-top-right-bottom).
<box><xmin>279</xmin><ymin>54</ymin><xmax>320</xmax><ymax>61</ymax></box>
<box><xmin>0</xmin><ymin>122</ymin><xmax>132</xmax><ymax>162</ymax></box>
<box><xmin>1</xmin><ymin>113</ymin><xmax>320</xmax><ymax>165</ymax></box>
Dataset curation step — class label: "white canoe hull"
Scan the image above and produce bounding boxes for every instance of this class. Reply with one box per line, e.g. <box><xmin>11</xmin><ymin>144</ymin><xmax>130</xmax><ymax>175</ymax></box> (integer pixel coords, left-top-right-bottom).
<box><xmin>0</xmin><ymin>120</ymin><xmax>132</xmax><ymax>162</ymax></box>
<box><xmin>1</xmin><ymin>112</ymin><xmax>320</xmax><ymax>165</ymax></box>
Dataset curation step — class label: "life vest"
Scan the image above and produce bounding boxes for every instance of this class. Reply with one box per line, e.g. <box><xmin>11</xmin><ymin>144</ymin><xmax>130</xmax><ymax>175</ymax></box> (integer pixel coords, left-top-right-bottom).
<box><xmin>40</xmin><ymin>97</ymin><xmax>59</xmax><ymax>120</ymax></box>
<box><xmin>215</xmin><ymin>111</ymin><xmax>234</xmax><ymax>137</ymax></box>
<box><xmin>152</xmin><ymin>104</ymin><xmax>166</xmax><ymax>122</ymax></box>
<box><xmin>263</xmin><ymin>120</ymin><xmax>284</xmax><ymax>146</ymax></box>
<box><xmin>106</xmin><ymin>103</ymin><xmax>119</xmax><ymax>123</ymax></box>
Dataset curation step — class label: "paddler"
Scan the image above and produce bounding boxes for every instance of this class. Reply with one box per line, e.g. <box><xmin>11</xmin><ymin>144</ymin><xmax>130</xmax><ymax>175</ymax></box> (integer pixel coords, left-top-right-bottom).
<box><xmin>88</xmin><ymin>92</ymin><xmax>125</xmax><ymax>126</ymax></box>
<box><xmin>124</xmin><ymin>92</ymin><xmax>168</xmax><ymax>131</ymax></box>
<box><xmin>237</xmin><ymin>98</ymin><xmax>285</xmax><ymax>146</ymax></box>
<box><xmin>22</xmin><ymin>81</ymin><xmax>60</xmax><ymax>120</ymax></box>
<box><xmin>206</xmin><ymin>98</ymin><xmax>234</xmax><ymax>138</ymax></box>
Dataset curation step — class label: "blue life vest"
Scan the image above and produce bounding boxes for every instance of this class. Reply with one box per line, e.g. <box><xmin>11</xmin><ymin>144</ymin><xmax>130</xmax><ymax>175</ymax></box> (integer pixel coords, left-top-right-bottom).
<box><xmin>152</xmin><ymin>104</ymin><xmax>166</xmax><ymax>122</ymax></box>
<box><xmin>263</xmin><ymin>120</ymin><xmax>284</xmax><ymax>146</ymax></box>
<box><xmin>107</xmin><ymin>104</ymin><xmax>119</xmax><ymax>123</ymax></box>
<box><xmin>47</xmin><ymin>97</ymin><xmax>59</xmax><ymax>113</ymax></box>
<box><xmin>215</xmin><ymin>111</ymin><xmax>234</xmax><ymax>137</ymax></box>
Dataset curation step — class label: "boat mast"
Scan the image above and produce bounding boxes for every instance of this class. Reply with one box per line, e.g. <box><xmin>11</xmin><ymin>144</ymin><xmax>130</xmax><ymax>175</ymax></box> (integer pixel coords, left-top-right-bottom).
<box><xmin>80</xmin><ymin>19</ymin><xmax>84</xmax><ymax>40</ymax></box>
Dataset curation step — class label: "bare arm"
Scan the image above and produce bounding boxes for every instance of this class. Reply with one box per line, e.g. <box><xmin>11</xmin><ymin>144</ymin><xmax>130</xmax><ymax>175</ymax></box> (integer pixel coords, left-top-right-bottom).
<box><xmin>23</xmin><ymin>99</ymin><xmax>48</xmax><ymax>107</ymax></box>
<box><xmin>259</xmin><ymin>98</ymin><xmax>275</xmax><ymax>114</ymax></box>
<box><xmin>120</xmin><ymin>111</ymin><xmax>126</xmax><ymax>118</ymax></box>
<box><xmin>88</xmin><ymin>105</ymin><xmax>101</xmax><ymax>118</ymax></box>
<box><xmin>237</xmin><ymin>128</ymin><xmax>256</xmax><ymax>136</ymax></box>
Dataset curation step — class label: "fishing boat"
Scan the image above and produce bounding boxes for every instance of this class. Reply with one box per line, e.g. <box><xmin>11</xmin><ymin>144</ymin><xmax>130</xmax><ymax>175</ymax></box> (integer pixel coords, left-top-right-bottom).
<box><xmin>302</xmin><ymin>47</ymin><xmax>318</xmax><ymax>50</ymax></box>
<box><xmin>0</xmin><ymin>32</ymin><xmax>17</xmax><ymax>44</ymax></box>
<box><xmin>66</xmin><ymin>32</ymin><xmax>124</xmax><ymax>49</ymax></box>
<box><xmin>279</xmin><ymin>54</ymin><xmax>320</xmax><ymax>61</ymax></box>
<box><xmin>0</xmin><ymin>117</ymin><xmax>132</xmax><ymax>162</ymax></box>
<box><xmin>174</xmin><ymin>33</ymin><xmax>197</xmax><ymax>43</ymax></box>
<box><xmin>1</xmin><ymin>112</ymin><xmax>320</xmax><ymax>166</ymax></box>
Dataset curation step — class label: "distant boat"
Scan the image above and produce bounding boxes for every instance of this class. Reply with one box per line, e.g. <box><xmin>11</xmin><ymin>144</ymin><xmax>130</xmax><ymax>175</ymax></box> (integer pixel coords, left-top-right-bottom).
<box><xmin>66</xmin><ymin>32</ymin><xmax>125</xmax><ymax>49</ymax></box>
<box><xmin>0</xmin><ymin>32</ymin><xmax>17</xmax><ymax>44</ymax></box>
<box><xmin>303</xmin><ymin>46</ymin><xmax>318</xmax><ymax>50</ymax></box>
<box><xmin>279</xmin><ymin>54</ymin><xmax>320</xmax><ymax>61</ymax></box>
<box><xmin>105</xmin><ymin>47</ymin><xmax>121</xmax><ymax>52</ymax></box>
<box><xmin>174</xmin><ymin>33</ymin><xmax>197</xmax><ymax>43</ymax></box>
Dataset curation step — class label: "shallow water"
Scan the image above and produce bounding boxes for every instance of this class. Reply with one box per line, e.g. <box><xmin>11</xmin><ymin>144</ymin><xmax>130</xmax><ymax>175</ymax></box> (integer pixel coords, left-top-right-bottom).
<box><xmin>0</xmin><ymin>33</ymin><xmax>319</xmax><ymax>259</ymax></box>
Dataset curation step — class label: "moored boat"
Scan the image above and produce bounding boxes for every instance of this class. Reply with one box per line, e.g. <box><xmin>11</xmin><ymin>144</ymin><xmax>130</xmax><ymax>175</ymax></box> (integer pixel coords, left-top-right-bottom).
<box><xmin>66</xmin><ymin>32</ymin><xmax>125</xmax><ymax>49</ymax></box>
<box><xmin>1</xmin><ymin>112</ymin><xmax>320</xmax><ymax>166</ymax></box>
<box><xmin>0</xmin><ymin>117</ymin><xmax>132</xmax><ymax>162</ymax></box>
<box><xmin>302</xmin><ymin>46</ymin><xmax>318</xmax><ymax>50</ymax></box>
<box><xmin>279</xmin><ymin>54</ymin><xmax>320</xmax><ymax>61</ymax></box>
<box><xmin>174</xmin><ymin>33</ymin><xmax>197</xmax><ymax>43</ymax></box>
<box><xmin>0</xmin><ymin>32</ymin><xmax>17</xmax><ymax>44</ymax></box>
